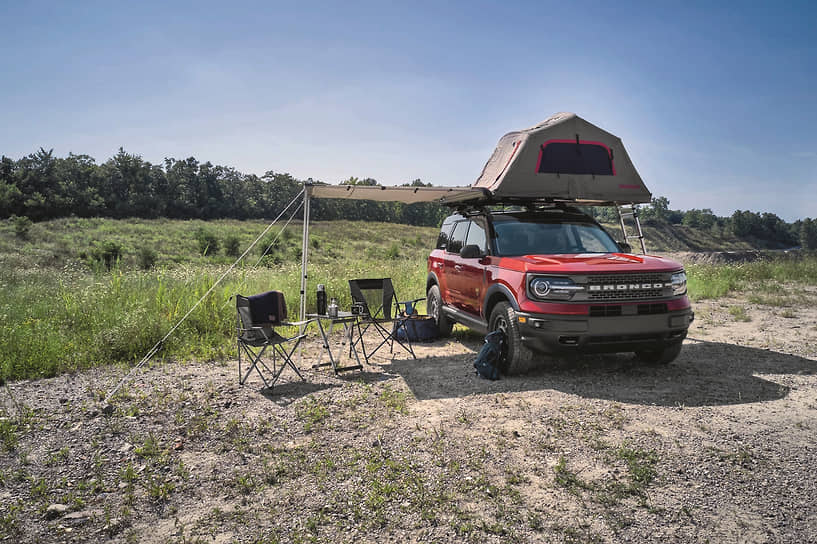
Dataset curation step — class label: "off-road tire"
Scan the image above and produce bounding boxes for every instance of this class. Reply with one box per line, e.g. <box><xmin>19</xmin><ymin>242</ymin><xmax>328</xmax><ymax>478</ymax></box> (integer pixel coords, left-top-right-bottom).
<box><xmin>489</xmin><ymin>301</ymin><xmax>537</xmax><ymax>374</ymax></box>
<box><xmin>635</xmin><ymin>342</ymin><xmax>683</xmax><ymax>365</ymax></box>
<box><xmin>427</xmin><ymin>284</ymin><xmax>453</xmax><ymax>337</ymax></box>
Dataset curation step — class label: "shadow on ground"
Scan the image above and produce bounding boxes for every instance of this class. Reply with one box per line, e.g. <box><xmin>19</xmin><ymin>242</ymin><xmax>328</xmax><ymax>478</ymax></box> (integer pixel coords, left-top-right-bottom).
<box><xmin>386</xmin><ymin>338</ymin><xmax>817</xmax><ymax>407</ymax></box>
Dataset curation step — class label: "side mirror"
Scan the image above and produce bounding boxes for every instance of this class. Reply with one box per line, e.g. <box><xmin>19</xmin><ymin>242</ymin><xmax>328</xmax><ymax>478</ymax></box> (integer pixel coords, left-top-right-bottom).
<box><xmin>617</xmin><ymin>241</ymin><xmax>632</xmax><ymax>253</ymax></box>
<box><xmin>460</xmin><ymin>244</ymin><xmax>483</xmax><ymax>259</ymax></box>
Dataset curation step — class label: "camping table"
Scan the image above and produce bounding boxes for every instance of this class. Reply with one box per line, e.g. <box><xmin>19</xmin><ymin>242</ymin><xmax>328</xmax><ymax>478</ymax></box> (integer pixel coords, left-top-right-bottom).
<box><xmin>307</xmin><ymin>312</ymin><xmax>364</xmax><ymax>374</ymax></box>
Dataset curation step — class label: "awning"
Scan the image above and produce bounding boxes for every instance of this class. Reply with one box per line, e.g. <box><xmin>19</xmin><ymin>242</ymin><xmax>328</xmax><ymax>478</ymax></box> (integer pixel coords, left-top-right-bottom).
<box><xmin>309</xmin><ymin>184</ymin><xmax>485</xmax><ymax>204</ymax></box>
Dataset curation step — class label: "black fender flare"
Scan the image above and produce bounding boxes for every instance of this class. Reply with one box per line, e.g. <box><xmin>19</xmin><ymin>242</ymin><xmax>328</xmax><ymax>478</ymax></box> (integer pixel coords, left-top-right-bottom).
<box><xmin>483</xmin><ymin>283</ymin><xmax>519</xmax><ymax>319</ymax></box>
<box><xmin>426</xmin><ymin>271</ymin><xmax>440</xmax><ymax>292</ymax></box>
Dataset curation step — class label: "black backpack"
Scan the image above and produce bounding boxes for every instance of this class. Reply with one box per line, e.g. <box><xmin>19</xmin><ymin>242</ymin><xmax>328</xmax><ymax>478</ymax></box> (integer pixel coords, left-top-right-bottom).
<box><xmin>474</xmin><ymin>330</ymin><xmax>504</xmax><ymax>380</ymax></box>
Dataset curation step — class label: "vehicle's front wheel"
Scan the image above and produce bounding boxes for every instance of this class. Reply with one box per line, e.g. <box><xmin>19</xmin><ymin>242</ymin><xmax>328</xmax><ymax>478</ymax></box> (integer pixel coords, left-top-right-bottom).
<box><xmin>427</xmin><ymin>284</ymin><xmax>453</xmax><ymax>337</ymax></box>
<box><xmin>635</xmin><ymin>343</ymin><xmax>683</xmax><ymax>365</ymax></box>
<box><xmin>489</xmin><ymin>301</ymin><xmax>536</xmax><ymax>374</ymax></box>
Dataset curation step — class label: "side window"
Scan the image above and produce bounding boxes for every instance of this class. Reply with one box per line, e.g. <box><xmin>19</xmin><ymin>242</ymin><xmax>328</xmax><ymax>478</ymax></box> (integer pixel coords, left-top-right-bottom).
<box><xmin>465</xmin><ymin>221</ymin><xmax>487</xmax><ymax>253</ymax></box>
<box><xmin>448</xmin><ymin>221</ymin><xmax>469</xmax><ymax>254</ymax></box>
<box><xmin>436</xmin><ymin>219</ymin><xmax>455</xmax><ymax>249</ymax></box>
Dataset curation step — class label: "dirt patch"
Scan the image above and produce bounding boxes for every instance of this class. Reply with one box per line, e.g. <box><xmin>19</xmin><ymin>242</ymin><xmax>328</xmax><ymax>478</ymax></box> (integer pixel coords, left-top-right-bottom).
<box><xmin>2</xmin><ymin>292</ymin><xmax>816</xmax><ymax>543</ymax></box>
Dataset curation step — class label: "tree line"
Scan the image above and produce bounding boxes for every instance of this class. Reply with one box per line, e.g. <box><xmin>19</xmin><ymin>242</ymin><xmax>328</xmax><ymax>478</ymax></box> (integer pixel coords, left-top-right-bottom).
<box><xmin>0</xmin><ymin>148</ymin><xmax>447</xmax><ymax>226</ymax></box>
<box><xmin>2</xmin><ymin>148</ymin><xmax>815</xmax><ymax>248</ymax></box>
<box><xmin>586</xmin><ymin>196</ymin><xmax>817</xmax><ymax>249</ymax></box>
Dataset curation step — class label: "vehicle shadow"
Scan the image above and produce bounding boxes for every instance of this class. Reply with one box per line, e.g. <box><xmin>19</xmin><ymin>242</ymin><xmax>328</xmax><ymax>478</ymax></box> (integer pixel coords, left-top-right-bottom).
<box><xmin>386</xmin><ymin>338</ymin><xmax>817</xmax><ymax>407</ymax></box>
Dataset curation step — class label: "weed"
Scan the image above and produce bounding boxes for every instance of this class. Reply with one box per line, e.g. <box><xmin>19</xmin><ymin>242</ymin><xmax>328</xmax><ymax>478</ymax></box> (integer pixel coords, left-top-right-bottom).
<box><xmin>0</xmin><ymin>501</ymin><xmax>21</xmax><ymax>538</ymax></box>
<box><xmin>0</xmin><ymin>418</ymin><xmax>18</xmax><ymax>451</ymax></box>
<box><xmin>46</xmin><ymin>447</ymin><xmax>70</xmax><ymax>465</ymax></box>
<box><xmin>134</xmin><ymin>433</ymin><xmax>162</xmax><ymax>458</ymax></box>
<box><xmin>233</xmin><ymin>473</ymin><xmax>258</xmax><ymax>494</ymax></box>
<box><xmin>553</xmin><ymin>456</ymin><xmax>588</xmax><ymax>494</ymax></box>
<box><xmin>147</xmin><ymin>474</ymin><xmax>175</xmax><ymax>502</ymax></box>
<box><xmin>29</xmin><ymin>477</ymin><xmax>49</xmax><ymax>499</ymax></box>
<box><xmin>378</xmin><ymin>385</ymin><xmax>409</xmax><ymax>414</ymax></box>
<box><xmin>616</xmin><ymin>445</ymin><xmax>659</xmax><ymax>486</ymax></box>
<box><xmin>728</xmin><ymin>305</ymin><xmax>751</xmax><ymax>322</ymax></box>
<box><xmin>296</xmin><ymin>398</ymin><xmax>329</xmax><ymax>432</ymax></box>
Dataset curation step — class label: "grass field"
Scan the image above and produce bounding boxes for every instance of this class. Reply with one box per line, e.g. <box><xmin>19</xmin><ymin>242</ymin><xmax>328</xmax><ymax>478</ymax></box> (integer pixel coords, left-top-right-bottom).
<box><xmin>1</xmin><ymin>217</ymin><xmax>815</xmax><ymax>382</ymax></box>
<box><xmin>0</xmin><ymin>218</ymin><xmax>436</xmax><ymax>382</ymax></box>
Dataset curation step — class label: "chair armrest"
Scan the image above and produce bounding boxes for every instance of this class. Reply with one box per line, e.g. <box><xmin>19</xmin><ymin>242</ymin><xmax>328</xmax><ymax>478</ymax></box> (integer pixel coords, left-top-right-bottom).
<box><xmin>237</xmin><ymin>325</ymin><xmax>273</xmax><ymax>341</ymax></box>
<box><xmin>282</xmin><ymin>318</ymin><xmax>318</xmax><ymax>328</ymax></box>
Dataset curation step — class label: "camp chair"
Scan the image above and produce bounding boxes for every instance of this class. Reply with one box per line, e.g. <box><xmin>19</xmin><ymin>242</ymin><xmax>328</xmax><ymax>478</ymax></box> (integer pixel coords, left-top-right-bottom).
<box><xmin>235</xmin><ymin>291</ymin><xmax>313</xmax><ymax>391</ymax></box>
<box><xmin>348</xmin><ymin>278</ymin><xmax>425</xmax><ymax>363</ymax></box>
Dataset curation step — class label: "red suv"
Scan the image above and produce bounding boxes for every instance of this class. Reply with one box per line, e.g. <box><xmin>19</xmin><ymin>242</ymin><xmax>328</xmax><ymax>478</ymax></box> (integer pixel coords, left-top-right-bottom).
<box><xmin>426</xmin><ymin>205</ymin><xmax>694</xmax><ymax>373</ymax></box>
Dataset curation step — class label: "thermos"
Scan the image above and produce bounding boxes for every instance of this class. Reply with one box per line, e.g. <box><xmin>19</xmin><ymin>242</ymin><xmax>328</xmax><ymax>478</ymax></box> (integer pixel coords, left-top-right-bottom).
<box><xmin>328</xmin><ymin>297</ymin><xmax>338</xmax><ymax>318</ymax></box>
<box><xmin>317</xmin><ymin>284</ymin><xmax>327</xmax><ymax>315</ymax></box>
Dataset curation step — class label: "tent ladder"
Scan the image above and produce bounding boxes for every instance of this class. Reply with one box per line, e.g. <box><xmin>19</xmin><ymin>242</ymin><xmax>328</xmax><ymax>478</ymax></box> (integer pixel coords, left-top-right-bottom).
<box><xmin>616</xmin><ymin>203</ymin><xmax>647</xmax><ymax>254</ymax></box>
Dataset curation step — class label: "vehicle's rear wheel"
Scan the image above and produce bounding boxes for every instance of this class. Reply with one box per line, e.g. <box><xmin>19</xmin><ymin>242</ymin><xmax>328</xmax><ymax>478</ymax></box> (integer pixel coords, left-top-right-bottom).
<box><xmin>635</xmin><ymin>343</ymin><xmax>683</xmax><ymax>365</ymax></box>
<box><xmin>489</xmin><ymin>301</ymin><xmax>536</xmax><ymax>374</ymax></box>
<box><xmin>427</xmin><ymin>284</ymin><xmax>453</xmax><ymax>337</ymax></box>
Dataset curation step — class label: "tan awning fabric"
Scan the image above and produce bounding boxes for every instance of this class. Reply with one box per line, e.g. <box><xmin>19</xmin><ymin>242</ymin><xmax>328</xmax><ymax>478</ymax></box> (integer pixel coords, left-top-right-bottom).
<box><xmin>309</xmin><ymin>184</ymin><xmax>482</xmax><ymax>204</ymax></box>
<box><xmin>473</xmin><ymin>112</ymin><xmax>652</xmax><ymax>204</ymax></box>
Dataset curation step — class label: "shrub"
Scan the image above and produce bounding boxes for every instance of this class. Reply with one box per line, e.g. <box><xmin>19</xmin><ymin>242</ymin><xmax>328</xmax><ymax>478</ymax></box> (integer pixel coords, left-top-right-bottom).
<box><xmin>386</xmin><ymin>242</ymin><xmax>400</xmax><ymax>259</ymax></box>
<box><xmin>138</xmin><ymin>247</ymin><xmax>158</xmax><ymax>270</ymax></box>
<box><xmin>195</xmin><ymin>228</ymin><xmax>220</xmax><ymax>256</ymax></box>
<box><xmin>224</xmin><ymin>235</ymin><xmax>242</xmax><ymax>257</ymax></box>
<box><xmin>90</xmin><ymin>240</ymin><xmax>123</xmax><ymax>271</ymax></box>
<box><xmin>11</xmin><ymin>215</ymin><xmax>32</xmax><ymax>239</ymax></box>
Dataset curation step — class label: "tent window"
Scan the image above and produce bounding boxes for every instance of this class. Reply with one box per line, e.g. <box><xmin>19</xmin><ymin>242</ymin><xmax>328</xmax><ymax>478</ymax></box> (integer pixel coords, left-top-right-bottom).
<box><xmin>536</xmin><ymin>140</ymin><xmax>615</xmax><ymax>176</ymax></box>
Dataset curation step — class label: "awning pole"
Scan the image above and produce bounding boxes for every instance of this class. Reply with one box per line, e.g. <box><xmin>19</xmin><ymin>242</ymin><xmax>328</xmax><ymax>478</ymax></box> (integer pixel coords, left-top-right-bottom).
<box><xmin>300</xmin><ymin>183</ymin><xmax>312</xmax><ymax>322</ymax></box>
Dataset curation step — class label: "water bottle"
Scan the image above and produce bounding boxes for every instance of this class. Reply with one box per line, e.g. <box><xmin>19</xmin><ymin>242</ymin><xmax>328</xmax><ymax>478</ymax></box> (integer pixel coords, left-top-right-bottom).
<box><xmin>328</xmin><ymin>297</ymin><xmax>338</xmax><ymax>318</ymax></box>
<box><xmin>317</xmin><ymin>284</ymin><xmax>327</xmax><ymax>315</ymax></box>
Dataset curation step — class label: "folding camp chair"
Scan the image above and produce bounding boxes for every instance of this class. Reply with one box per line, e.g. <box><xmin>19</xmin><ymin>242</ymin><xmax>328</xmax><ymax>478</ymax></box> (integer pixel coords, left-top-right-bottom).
<box><xmin>235</xmin><ymin>291</ymin><xmax>313</xmax><ymax>391</ymax></box>
<box><xmin>348</xmin><ymin>278</ymin><xmax>425</xmax><ymax>363</ymax></box>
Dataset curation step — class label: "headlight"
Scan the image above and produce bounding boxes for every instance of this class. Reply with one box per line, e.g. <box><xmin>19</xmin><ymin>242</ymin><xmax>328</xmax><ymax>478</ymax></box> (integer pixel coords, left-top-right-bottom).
<box><xmin>529</xmin><ymin>276</ymin><xmax>583</xmax><ymax>301</ymax></box>
<box><xmin>670</xmin><ymin>271</ymin><xmax>687</xmax><ymax>295</ymax></box>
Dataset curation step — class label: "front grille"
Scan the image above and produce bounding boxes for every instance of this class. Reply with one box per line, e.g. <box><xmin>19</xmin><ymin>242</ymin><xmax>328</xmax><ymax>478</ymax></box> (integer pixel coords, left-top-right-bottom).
<box><xmin>590</xmin><ymin>305</ymin><xmax>622</xmax><ymax>317</ymax></box>
<box><xmin>589</xmin><ymin>303</ymin><xmax>668</xmax><ymax>317</ymax></box>
<box><xmin>638</xmin><ymin>303</ymin><xmax>668</xmax><ymax>315</ymax></box>
<box><xmin>585</xmin><ymin>273</ymin><xmax>667</xmax><ymax>301</ymax></box>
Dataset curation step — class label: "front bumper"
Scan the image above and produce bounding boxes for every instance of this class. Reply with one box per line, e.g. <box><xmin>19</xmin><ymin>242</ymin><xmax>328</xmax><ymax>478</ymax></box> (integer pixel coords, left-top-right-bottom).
<box><xmin>516</xmin><ymin>308</ymin><xmax>695</xmax><ymax>354</ymax></box>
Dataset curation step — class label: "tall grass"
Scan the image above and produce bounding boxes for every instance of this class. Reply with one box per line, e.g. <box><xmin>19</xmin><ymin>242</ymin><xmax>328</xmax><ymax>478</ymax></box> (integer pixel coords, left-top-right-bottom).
<box><xmin>0</xmin><ymin>219</ymin><xmax>435</xmax><ymax>382</ymax></box>
<box><xmin>686</xmin><ymin>255</ymin><xmax>817</xmax><ymax>300</ymax></box>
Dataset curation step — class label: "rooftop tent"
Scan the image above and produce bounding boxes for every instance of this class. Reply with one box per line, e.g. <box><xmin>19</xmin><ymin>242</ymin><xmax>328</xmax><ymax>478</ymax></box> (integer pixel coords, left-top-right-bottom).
<box><xmin>472</xmin><ymin>112</ymin><xmax>652</xmax><ymax>204</ymax></box>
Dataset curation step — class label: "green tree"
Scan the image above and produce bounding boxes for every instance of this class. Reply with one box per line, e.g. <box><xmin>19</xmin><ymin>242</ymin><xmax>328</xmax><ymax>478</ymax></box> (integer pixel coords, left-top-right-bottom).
<box><xmin>800</xmin><ymin>218</ymin><xmax>817</xmax><ymax>249</ymax></box>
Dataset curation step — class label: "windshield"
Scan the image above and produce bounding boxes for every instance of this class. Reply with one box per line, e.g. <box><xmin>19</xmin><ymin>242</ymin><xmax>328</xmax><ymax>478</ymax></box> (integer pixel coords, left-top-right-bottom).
<box><xmin>492</xmin><ymin>219</ymin><xmax>620</xmax><ymax>256</ymax></box>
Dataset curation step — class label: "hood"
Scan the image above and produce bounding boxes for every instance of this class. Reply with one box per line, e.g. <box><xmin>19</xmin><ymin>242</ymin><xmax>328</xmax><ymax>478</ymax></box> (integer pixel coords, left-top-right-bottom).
<box><xmin>496</xmin><ymin>253</ymin><xmax>684</xmax><ymax>274</ymax></box>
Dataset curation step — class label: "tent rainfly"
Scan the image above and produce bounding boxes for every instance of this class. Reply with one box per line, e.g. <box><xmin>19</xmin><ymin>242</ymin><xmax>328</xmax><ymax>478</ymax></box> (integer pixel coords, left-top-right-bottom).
<box><xmin>472</xmin><ymin>112</ymin><xmax>651</xmax><ymax>204</ymax></box>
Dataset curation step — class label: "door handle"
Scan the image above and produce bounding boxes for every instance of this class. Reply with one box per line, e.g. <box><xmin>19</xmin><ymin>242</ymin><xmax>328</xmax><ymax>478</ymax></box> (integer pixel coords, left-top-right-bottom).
<box><xmin>454</xmin><ymin>264</ymin><xmax>463</xmax><ymax>271</ymax></box>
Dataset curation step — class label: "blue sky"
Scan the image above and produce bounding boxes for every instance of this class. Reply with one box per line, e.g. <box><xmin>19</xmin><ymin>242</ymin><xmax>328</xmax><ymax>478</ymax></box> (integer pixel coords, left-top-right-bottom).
<box><xmin>2</xmin><ymin>1</ymin><xmax>815</xmax><ymax>221</ymax></box>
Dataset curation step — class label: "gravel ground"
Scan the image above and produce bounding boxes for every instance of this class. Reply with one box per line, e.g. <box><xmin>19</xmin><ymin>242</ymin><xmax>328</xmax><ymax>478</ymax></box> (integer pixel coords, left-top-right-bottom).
<box><xmin>1</xmin><ymin>289</ymin><xmax>816</xmax><ymax>543</ymax></box>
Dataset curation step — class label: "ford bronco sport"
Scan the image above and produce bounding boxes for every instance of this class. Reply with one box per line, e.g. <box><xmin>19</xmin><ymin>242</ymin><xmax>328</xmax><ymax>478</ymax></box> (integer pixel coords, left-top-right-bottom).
<box><xmin>426</xmin><ymin>204</ymin><xmax>694</xmax><ymax>373</ymax></box>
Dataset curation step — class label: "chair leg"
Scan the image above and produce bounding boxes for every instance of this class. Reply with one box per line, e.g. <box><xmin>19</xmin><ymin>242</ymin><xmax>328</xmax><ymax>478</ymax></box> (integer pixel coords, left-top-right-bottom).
<box><xmin>239</xmin><ymin>342</ymin><xmax>272</xmax><ymax>388</ymax></box>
